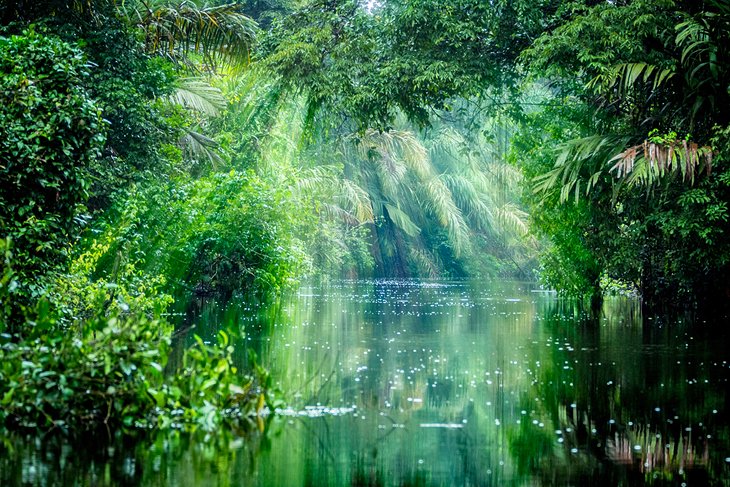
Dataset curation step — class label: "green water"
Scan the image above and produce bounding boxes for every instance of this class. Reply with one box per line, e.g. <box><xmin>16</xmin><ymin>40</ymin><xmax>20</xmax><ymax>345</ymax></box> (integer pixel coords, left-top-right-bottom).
<box><xmin>2</xmin><ymin>280</ymin><xmax>730</xmax><ymax>486</ymax></box>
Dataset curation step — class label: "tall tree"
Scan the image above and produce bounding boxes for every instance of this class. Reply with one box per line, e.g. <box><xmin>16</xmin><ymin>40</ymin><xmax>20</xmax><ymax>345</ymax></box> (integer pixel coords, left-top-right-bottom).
<box><xmin>262</xmin><ymin>0</ymin><xmax>555</xmax><ymax>129</ymax></box>
<box><xmin>522</xmin><ymin>0</ymin><xmax>730</xmax><ymax>310</ymax></box>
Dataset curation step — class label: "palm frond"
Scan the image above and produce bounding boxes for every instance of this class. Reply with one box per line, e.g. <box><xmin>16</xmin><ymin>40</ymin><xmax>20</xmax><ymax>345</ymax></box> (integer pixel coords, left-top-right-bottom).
<box><xmin>292</xmin><ymin>165</ymin><xmax>338</xmax><ymax>194</ymax></box>
<box><xmin>131</xmin><ymin>1</ymin><xmax>258</xmax><ymax>71</ymax></box>
<box><xmin>494</xmin><ymin>203</ymin><xmax>530</xmax><ymax>237</ymax></box>
<box><xmin>227</xmin><ymin>67</ymin><xmax>284</xmax><ymax>130</ymax></box>
<box><xmin>168</xmin><ymin>77</ymin><xmax>227</xmax><ymax>115</ymax></box>
<box><xmin>440</xmin><ymin>173</ymin><xmax>494</xmax><ymax>230</ymax></box>
<box><xmin>350</xmin><ymin>129</ymin><xmax>432</xmax><ymax>180</ymax></box>
<box><xmin>292</xmin><ymin>167</ymin><xmax>374</xmax><ymax>224</ymax></box>
<box><xmin>318</xmin><ymin>202</ymin><xmax>360</xmax><ymax>226</ymax></box>
<box><xmin>588</xmin><ymin>62</ymin><xmax>675</xmax><ymax>94</ymax></box>
<box><xmin>610</xmin><ymin>139</ymin><xmax>714</xmax><ymax>186</ymax></box>
<box><xmin>374</xmin><ymin>151</ymin><xmax>407</xmax><ymax>197</ymax></box>
<box><xmin>337</xmin><ymin>179</ymin><xmax>374</xmax><ymax>223</ymax></box>
<box><xmin>433</xmin><ymin>126</ymin><xmax>468</xmax><ymax>151</ymax></box>
<box><xmin>676</xmin><ymin>17</ymin><xmax>712</xmax><ymax>64</ymax></box>
<box><xmin>423</xmin><ymin>177</ymin><xmax>469</xmax><ymax>255</ymax></box>
<box><xmin>483</xmin><ymin>161</ymin><xmax>523</xmax><ymax>190</ymax></box>
<box><xmin>533</xmin><ymin>135</ymin><xmax>631</xmax><ymax>203</ymax></box>
<box><xmin>179</xmin><ymin>128</ymin><xmax>224</xmax><ymax>166</ymax></box>
<box><xmin>407</xmin><ymin>247</ymin><xmax>441</xmax><ymax>279</ymax></box>
<box><xmin>384</xmin><ymin>203</ymin><xmax>421</xmax><ymax>237</ymax></box>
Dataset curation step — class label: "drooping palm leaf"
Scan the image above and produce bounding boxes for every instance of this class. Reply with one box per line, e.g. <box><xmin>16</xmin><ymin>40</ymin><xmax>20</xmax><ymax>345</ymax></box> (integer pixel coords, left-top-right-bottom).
<box><xmin>588</xmin><ymin>62</ymin><xmax>676</xmax><ymax>95</ymax></box>
<box><xmin>423</xmin><ymin>177</ymin><xmax>469</xmax><ymax>255</ymax></box>
<box><xmin>292</xmin><ymin>166</ymin><xmax>374</xmax><ymax>224</ymax></box>
<box><xmin>533</xmin><ymin>135</ymin><xmax>631</xmax><ymax>203</ymax></box>
<box><xmin>337</xmin><ymin>179</ymin><xmax>374</xmax><ymax>223</ymax></box>
<box><xmin>494</xmin><ymin>203</ymin><xmax>529</xmax><ymax>237</ymax></box>
<box><xmin>384</xmin><ymin>202</ymin><xmax>421</xmax><ymax>237</ymax></box>
<box><xmin>407</xmin><ymin>247</ymin><xmax>441</xmax><ymax>278</ymax></box>
<box><xmin>609</xmin><ymin>139</ymin><xmax>714</xmax><ymax>186</ymax></box>
<box><xmin>129</xmin><ymin>1</ymin><xmax>258</xmax><ymax>71</ymax></box>
<box><xmin>349</xmin><ymin>129</ymin><xmax>432</xmax><ymax>179</ymax></box>
<box><xmin>440</xmin><ymin>173</ymin><xmax>494</xmax><ymax>231</ymax></box>
<box><xmin>179</xmin><ymin>128</ymin><xmax>224</xmax><ymax>166</ymax></box>
<box><xmin>168</xmin><ymin>77</ymin><xmax>227</xmax><ymax>115</ymax></box>
<box><xmin>292</xmin><ymin>165</ymin><xmax>337</xmax><ymax>194</ymax></box>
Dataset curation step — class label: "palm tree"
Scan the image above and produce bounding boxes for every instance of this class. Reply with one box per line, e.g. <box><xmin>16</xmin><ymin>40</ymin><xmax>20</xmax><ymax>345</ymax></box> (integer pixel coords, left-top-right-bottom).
<box><xmin>425</xmin><ymin>123</ymin><xmax>533</xmax><ymax>276</ymax></box>
<box><xmin>124</xmin><ymin>1</ymin><xmax>258</xmax><ymax>72</ymax></box>
<box><xmin>221</xmin><ymin>62</ymin><xmax>533</xmax><ymax>278</ymax></box>
<box><xmin>119</xmin><ymin>2</ymin><xmax>260</xmax><ymax>168</ymax></box>
<box><xmin>333</xmin><ymin>123</ymin><xmax>532</xmax><ymax>277</ymax></box>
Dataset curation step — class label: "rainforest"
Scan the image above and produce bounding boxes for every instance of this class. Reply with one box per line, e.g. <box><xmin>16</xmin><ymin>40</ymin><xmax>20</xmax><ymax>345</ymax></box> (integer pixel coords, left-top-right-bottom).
<box><xmin>1</xmin><ymin>0</ymin><xmax>729</xmax><ymax>485</ymax></box>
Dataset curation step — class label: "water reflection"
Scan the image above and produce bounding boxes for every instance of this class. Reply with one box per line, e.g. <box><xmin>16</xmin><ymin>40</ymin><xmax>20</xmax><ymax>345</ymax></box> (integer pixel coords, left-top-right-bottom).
<box><xmin>2</xmin><ymin>280</ymin><xmax>730</xmax><ymax>486</ymax></box>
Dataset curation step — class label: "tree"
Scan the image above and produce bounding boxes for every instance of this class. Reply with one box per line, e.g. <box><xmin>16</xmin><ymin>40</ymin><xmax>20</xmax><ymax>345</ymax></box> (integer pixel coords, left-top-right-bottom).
<box><xmin>0</xmin><ymin>29</ymin><xmax>105</xmax><ymax>288</ymax></box>
<box><xmin>522</xmin><ymin>0</ymin><xmax>730</xmax><ymax>310</ymax></box>
<box><xmin>262</xmin><ymin>0</ymin><xmax>555</xmax><ymax>130</ymax></box>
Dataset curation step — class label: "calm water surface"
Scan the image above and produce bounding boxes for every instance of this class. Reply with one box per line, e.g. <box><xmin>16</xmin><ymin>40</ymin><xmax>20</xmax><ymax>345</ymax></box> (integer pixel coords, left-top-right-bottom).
<box><xmin>2</xmin><ymin>280</ymin><xmax>730</xmax><ymax>486</ymax></box>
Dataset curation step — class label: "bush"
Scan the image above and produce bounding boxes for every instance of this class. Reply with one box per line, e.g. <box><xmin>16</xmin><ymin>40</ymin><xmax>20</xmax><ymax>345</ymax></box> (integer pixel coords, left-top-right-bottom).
<box><xmin>86</xmin><ymin>171</ymin><xmax>311</xmax><ymax>298</ymax></box>
<box><xmin>165</xmin><ymin>170</ymin><xmax>310</xmax><ymax>295</ymax></box>
<box><xmin>79</xmin><ymin>21</ymin><xmax>178</xmax><ymax>209</ymax></box>
<box><xmin>0</xmin><ymin>28</ymin><xmax>105</xmax><ymax>287</ymax></box>
<box><xmin>0</xmin><ymin>312</ymin><xmax>270</xmax><ymax>432</ymax></box>
<box><xmin>0</xmin><ymin>238</ymin><xmax>271</xmax><ymax>432</ymax></box>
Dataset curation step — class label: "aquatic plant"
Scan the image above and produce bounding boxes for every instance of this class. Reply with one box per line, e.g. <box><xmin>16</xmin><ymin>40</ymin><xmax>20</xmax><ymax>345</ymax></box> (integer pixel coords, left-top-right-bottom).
<box><xmin>0</xmin><ymin>241</ymin><xmax>271</xmax><ymax>434</ymax></box>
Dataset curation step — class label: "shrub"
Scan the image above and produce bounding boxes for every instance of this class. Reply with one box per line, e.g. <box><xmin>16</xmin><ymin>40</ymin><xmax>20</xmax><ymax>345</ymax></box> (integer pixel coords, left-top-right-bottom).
<box><xmin>86</xmin><ymin>171</ymin><xmax>311</xmax><ymax>298</ymax></box>
<box><xmin>0</xmin><ymin>28</ymin><xmax>105</xmax><ymax>289</ymax></box>
<box><xmin>0</xmin><ymin>238</ymin><xmax>270</xmax><ymax>432</ymax></box>
<box><xmin>0</xmin><ymin>311</ymin><xmax>270</xmax><ymax>432</ymax></box>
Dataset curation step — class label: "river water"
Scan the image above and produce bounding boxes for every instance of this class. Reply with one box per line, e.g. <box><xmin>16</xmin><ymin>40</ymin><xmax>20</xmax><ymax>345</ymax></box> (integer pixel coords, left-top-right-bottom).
<box><xmin>2</xmin><ymin>280</ymin><xmax>730</xmax><ymax>486</ymax></box>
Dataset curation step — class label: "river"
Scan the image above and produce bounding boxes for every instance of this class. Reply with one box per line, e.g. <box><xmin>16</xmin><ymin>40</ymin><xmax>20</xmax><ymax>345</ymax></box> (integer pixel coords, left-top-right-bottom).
<box><xmin>2</xmin><ymin>279</ymin><xmax>729</xmax><ymax>486</ymax></box>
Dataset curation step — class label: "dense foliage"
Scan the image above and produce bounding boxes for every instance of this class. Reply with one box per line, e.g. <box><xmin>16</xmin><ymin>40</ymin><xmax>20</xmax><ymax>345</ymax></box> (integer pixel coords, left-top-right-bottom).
<box><xmin>262</xmin><ymin>0</ymin><xmax>551</xmax><ymax>129</ymax></box>
<box><xmin>518</xmin><ymin>0</ymin><xmax>730</xmax><ymax>310</ymax></box>
<box><xmin>0</xmin><ymin>0</ymin><xmax>281</xmax><ymax>432</ymax></box>
<box><xmin>0</xmin><ymin>29</ymin><xmax>105</xmax><ymax>293</ymax></box>
<box><xmin>2</xmin><ymin>0</ymin><xmax>729</xmax><ymax>436</ymax></box>
<box><xmin>259</xmin><ymin>0</ymin><xmax>730</xmax><ymax>310</ymax></box>
<box><xmin>84</xmin><ymin>170</ymin><xmax>310</xmax><ymax>298</ymax></box>
<box><xmin>0</xmin><ymin>238</ymin><xmax>271</xmax><ymax>432</ymax></box>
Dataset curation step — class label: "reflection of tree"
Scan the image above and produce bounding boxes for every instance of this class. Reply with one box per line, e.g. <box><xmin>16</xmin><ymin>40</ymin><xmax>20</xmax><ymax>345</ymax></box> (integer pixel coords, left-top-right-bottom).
<box><xmin>350</xmin><ymin>452</ymin><xmax>431</xmax><ymax>487</ymax></box>
<box><xmin>507</xmin><ymin>298</ymin><xmax>730</xmax><ymax>485</ymax></box>
<box><xmin>252</xmin><ymin>280</ymin><xmax>539</xmax><ymax>486</ymax></box>
<box><xmin>154</xmin><ymin>282</ymin><xmax>730</xmax><ymax>485</ymax></box>
<box><xmin>0</xmin><ymin>426</ymin><xmax>270</xmax><ymax>486</ymax></box>
<box><xmin>606</xmin><ymin>424</ymin><xmax>710</xmax><ymax>481</ymax></box>
<box><xmin>426</xmin><ymin>377</ymin><xmax>453</xmax><ymax>408</ymax></box>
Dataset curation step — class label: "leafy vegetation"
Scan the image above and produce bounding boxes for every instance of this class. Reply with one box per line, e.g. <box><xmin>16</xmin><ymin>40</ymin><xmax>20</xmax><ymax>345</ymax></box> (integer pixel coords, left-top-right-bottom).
<box><xmin>518</xmin><ymin>0</ymin><xmax>730</xmax><ymax>310</ymax></box>
<box><xmin>262</xmin><ymin>0</ymin><xmax>547</xmax><ymax>129</ymax></box>
<box><xmin>0</xmin><ymin>239</ymin><xmax>271</xmax><ymax>432</ymax></box>
<box><xmin>0</xmin><ymin>29</ymin><xmax>105</xmax><ymax>296</ymax></box>
<box><xmin>2</xmin><ymin>0</ymin><xmax>729</xmax><ymax>441</ymax></box>
<box><xmin>0</xmin><ymin>1</ymin><xmax>279</xmax><ymax>433</ymax></box>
